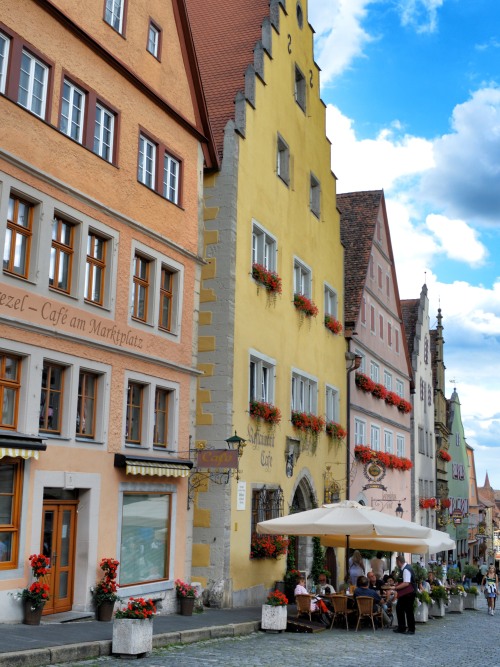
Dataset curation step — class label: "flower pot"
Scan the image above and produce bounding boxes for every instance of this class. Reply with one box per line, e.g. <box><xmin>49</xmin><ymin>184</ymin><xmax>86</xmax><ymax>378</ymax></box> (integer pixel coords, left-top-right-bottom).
<box><xmin>112</xmin><ymin>618</ymin><xmax>153</xmax><ymax>657</ymax></box>
<box><xmin>447</xmin><ymin>596</ymin><xmax>464</xmax><ymax>613</ymax></box>
<box><xmin>431</xmin><ymin>599</ymin><xmax>446</xmax><ymax>618</ymax></box>
<box><xmin>23</xmin><ymin>600</ymin><xmax>45</xmax><ymax>625</ymax></box>
<box><xmin>96</xmin><ymin>599</ymin><xmax>115</xmax><ymax>622</ymax></box>
<box><xmin>261</xmin><ymin>604</ymin><xmax>287</xmax><ymax>631</ymax></box>
<box><xmin>464</xmin><ymin>595</ymin><xmax>479</xmax><ymax>610</ymax></box>
<box><xmin>179</xmin><ymin>596</ymin><xmax>196</xmax><ymax>616</ymax></box>
<box><xmin>415</xmin><ymin>601</ymin><xmax>429</xmax><ymax>623</ymax></box>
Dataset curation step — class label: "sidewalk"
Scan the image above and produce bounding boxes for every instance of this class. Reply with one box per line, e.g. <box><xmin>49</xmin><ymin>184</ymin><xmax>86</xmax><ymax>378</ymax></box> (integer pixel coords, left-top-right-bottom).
<box><xmin>0</xmin><ymin>607</ymin><xmax>262</xmax><ymax>667</ymax></box>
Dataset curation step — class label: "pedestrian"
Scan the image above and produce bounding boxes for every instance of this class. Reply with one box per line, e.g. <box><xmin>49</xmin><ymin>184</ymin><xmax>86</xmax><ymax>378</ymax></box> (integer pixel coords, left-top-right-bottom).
<box><xmin>393</xmin><ymin>554</ymin><xmax>416</xmax><ymax>635</ymax></box>
<box><xmin>348</xmin><ymin>550</ymin><xmax>365</xmax><ymax>585</ymax></box>
<box><xmin>481</xmin><ymin>565</ymin><xmax>499</xmax><ymax>616</ymax></box>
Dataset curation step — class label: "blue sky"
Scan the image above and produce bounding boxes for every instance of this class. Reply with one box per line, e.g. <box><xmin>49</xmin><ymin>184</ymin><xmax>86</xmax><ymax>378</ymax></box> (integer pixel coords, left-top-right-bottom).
<box><xmin>309</xmin><ymin>0</ymin><xmax>500</xmax><ymax>488</ymax></box>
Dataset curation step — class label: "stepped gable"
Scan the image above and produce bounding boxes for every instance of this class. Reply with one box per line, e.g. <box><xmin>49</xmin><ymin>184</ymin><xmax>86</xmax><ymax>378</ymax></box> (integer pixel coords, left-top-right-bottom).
<box><xmin>401</xmin><ymin>298</ymin><xmax>419</xmax><ymax>356</ymax></box>
<box><xmin>337</xmin><ymin>190</ymin><xmax>383</xmax><ymax>325</ymax></box>
<box><xmin>186</xmin><ymin>0</ymin><xmax>273</xmax><ymax>160</ymax></box>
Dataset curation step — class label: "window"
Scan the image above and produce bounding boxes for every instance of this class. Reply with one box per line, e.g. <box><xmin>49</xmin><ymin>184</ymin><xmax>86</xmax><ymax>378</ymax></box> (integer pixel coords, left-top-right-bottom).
<box><xmin>0</xmin><ymin>31</ymin><xmax>10</xmax><ymax>94</ymax></box>
<box><xmin>294</xmin><ymin>259</ymin><xmax>311</xmax><ymax>297</ymax></box>
<box><xmin>250</xmin><ymin>354</ymin><xmax>275</xmax><ymax>403</ymax></box>
<box><xmin>277</xmin><ymin>134</ymin><xmax>290</xmax><ymax>185</ymax></box>
<box><xmin>119</xmin><ymin>492</ymin><xmax>170</xmax><ymax>585</ymax></box>
<box><xmin>252</xmin><ymin>224</ymin><xmax>277</xmax><ymax>271</ymax></box>
<box><xmin>377</xmin><ymin>265</ymin><xmax>382</xmax><ymax>289</ymax></box>
<box><xmin>386</xmin><ymin>274</ymin><xmax>390</xmax><ymax>296</ymax></box>
<box><xmin>388</xmin><ymin>322</ymin><xmax>392</xmax><ymax>347</ymax></box>
<box><xmin>76</xmin><ymin>371</ymin><xmax>98</xmax><ymax>438</ymax></box>
<box><xmin>138</xmin><ymin>134</ymin><xmax>156</xmax><ymax>189</ymax></box>
<box><xmin>291</xmin><ymin>371</ymin><xmax>317</xmax><ymax>413</ymax></box>
<box><xmin>0</xmin><ymin>354</ymin><xmax>20</xmax><ymax>429</ymax></box>
<box><xmin>49</xmin><ymin>217</ymin><xmax>74</xmax><ymax>293</ymax></box>
<box><xmin>379</xmin><ymin>314</ymin><xmax>384</xmax><ymax>339</ymax></box>
<box><xmin>39</xmin><ymin>363</ymin><xmax>64</xmax><ymax>434</ymax></box>
<box><xmin>159</xmin><ymin>265</ymin><xmax>177</xmax><ymax>332</ymax></box>
<box><xmin>395</xmin><ymin>328</ymin><xmax>400</xmax><ymax>353</ymax></box>
<box><xmin>383</xmin><ymin>371</ymin><xmax>392</xmax><ymax>391</ymax></box>
<box><xmin>324</xmin><ymin>285</ymin><xmax>338</xmax><ymax>318</ymax></box>
<box><xmin>369</xmin><ymin>255</ymin><xmax>374</xmax><ymax>279</ymax></box>
<box><xmin>85</xmin><ymin>231</ymin><xmax>107</xmax><ymax>305</ymax></box>
<box><xmin>395</xmin><ymin>379</ymin><xmax>404</xmax><ymax>397</ymax></box>
<box><xmin>132</xmin><ymin>254</ymin><xmax>151</xmax><ymax>322</ymax></box>
<box><xmin>294</xmin><ymin>65</ymin><xmax>306</xmax><ymax>111</ymax></box>
<box><xmin>310</xmin><ymin>173</ymin><xmax>320</xmax><ymax>217</ymax></box>
<box><xmin>418</xmin><ymin>427</ymin><xmax>424</xmax><ymax>454</ymax></box>
<box><xmin>384</xmin><ymin>430</ymin><xmax>393</xmax><ymax>454</ymax></box>
<box><xmin>3</xmin><ymin>195</ymin><xmax>33</xmax><ymax>279</ymax></box>
<box><xmin>397</xmin><ymin>434</ymin><xmax>405</xmax><ymax>458</ymax></box>
<box><xmin>370</xmin><ymin>305</ymin><xmax>375</xmax><ymax>332</ymax></box>
<box><xmin>163</xmin><ymin>153</ymin><xmax>179</xmax><ymax>204</ymax></box>
<box><xmin>361</xmin><ymin>297</ymin><xmax>366</xmax><ymax>324</ymax></box>
<box><xmin>0</xmin><ymin>458</ymin><xmax>23</xmax><ymax>570</ymax></box>
<box><xmin>370</xmin><ymin>361</ymin><xmax>379</xmax><ymax>383</ymax></box>
<box><xmin>105</xmin><ymin>0</ymin><xmax>124</xmax><ymax>33</ymax></box>
<box><xmin>18</xmin><ymin>50</ymin><xmax>48</xmax><ymax>118</ymax></box>
<box><xmin>147</xmin><ymin>22</ymin><xmax>161</xmax><ymax>59</ymax></box>
<box><xmin>60</xmin><ymin>79</ymin><xmax>85</xmax><ymax>143</ymax></box>
<box><xmin>94</xmin><ymin>103</ymin><xmax>115</xmax><ymax>162</ymax></box>
<box><xmin>325</xmin><ymin>385</ymin><xmax>339</xmax><ymax>422</ymax></box>
<box><xmin>354</xmin><ymin>418</ymin><xmax>365</xmax><ymax>446</ymax></box>
<box><xmin>371</xmin><ymin>424</ymin><xmax>380</xmax><ymax>451</ymax></box>
<box><xmin>153</xmin><ymin>387</ymin><xmax>170</xmax><ymax>448</ymax></box>
<box><xmin>251</xmin><ymin>487</ymin><xmax>283</xmax><ymax>534</ymax></box>
<box><xmin>125</xmin><ymin>381</ymin><xmax>143</xmax><ymax>444</ymax></box>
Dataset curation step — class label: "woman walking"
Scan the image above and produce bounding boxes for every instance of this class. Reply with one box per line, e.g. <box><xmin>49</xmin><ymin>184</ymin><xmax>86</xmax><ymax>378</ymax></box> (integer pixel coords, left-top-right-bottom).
<box><xmin>481</xmin><ymin>564</ymin><xmax>499</xmax><ymax>615</ymax></box>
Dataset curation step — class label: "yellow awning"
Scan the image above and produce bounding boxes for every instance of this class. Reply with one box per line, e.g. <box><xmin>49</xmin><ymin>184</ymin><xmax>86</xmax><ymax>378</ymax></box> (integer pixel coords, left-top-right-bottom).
<box><xmin>125</xmin><ymin>460</ymin><xmax>191</xmax><ymax>478</ymax></box>
<box><xmin>0</xmin><ymin>447</ymin><xmax>40</xmax><ymax>460</ymax></box>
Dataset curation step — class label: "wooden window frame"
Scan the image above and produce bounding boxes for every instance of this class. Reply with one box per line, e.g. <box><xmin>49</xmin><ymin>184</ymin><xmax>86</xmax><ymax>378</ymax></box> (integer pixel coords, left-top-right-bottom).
<box><xmin>39</xmin><ymin>362</ymin><xmax>64</xmax><ymax>434</ymax></box>
<box><xmin>85</xmin><ymin>230</ymin><xmax>107</xmax><ymax>306</ymax></box>
<box><xmin>147</xmin><ymin>20</ymin><xmax>162</xmax><ymax>60</ymax></box>
<box><xmin>76</xmin><ymin>370</ymin><xmax>98</xmax><ymax>439</ymax></box>
<box><xmin>60</xmin><ymin>78</ymin><xmax>86</xmax><ymax>143</ymax></box>
<box><xmin>0</xmin><ymin>354</ymin><xmax>21</xmax><ymax>429</ymax></box>
<box><xmin>3</xmin><ymin>194</ymin><xmax>34</xmax><ymax>280</ymax></box>
<box><xmin>132</xmin><ymin>253</ymin><xmax>151</xmax><ymax>323</ymax></box>
<box><xmin>49</xmin><ymin>216</ymin><xmax>75</xmax><ymax>294</ymax></box>
<box><xmin>0</xmin><ymin>29</ymin><xmax>10</xmax><ymax>94</ymax></box>
<box><xmin>153</xmin><ymin>387</ymin><xmax>169</xmax><ymax>448</ymax></box>
<box><xmin>158</xmin><ymin>265</ymin><xmax>174</xmax><ymax>332</ymax></box>
<box><xmin>0</xmin><ymin>458</ymin><xmax>23</xmax><ymax>570</ymax></box>
<box><xmin>138</xmin><ymin>129</ymin><xmax>183</xmax><ymax>206</ymax></box>
<box><xmin>125</xmin><ymin>381</ymin><xmax>143</xmax><ymax>445</ymax></box>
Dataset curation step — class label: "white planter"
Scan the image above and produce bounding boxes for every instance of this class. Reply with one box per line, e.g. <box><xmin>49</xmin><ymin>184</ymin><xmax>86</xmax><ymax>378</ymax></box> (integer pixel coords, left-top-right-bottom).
<box><xmin>261</xmin><ymin>604</ymin><xmax>287</xmax><ymax>631</ymax></box>
<box><xmin>112</xmin><ymin>618</ymin><xmax>153</xmax><ymax>657</ymax></box>
<box><xmin>431</xmin><ymin>599</ymin><xmax>446</xmax><ymax>617</ymax></box>
<box><xmin>447</xmin><ymin>596</ymin><xmax>464</xmax><ymax>613</ymax></box>
<box><xmin>464</xmin><ymin>595</ymin><xmax>479</xmax><ymax>610</ymax></box>
<box><xmin>415</xmin><ymin>601</ymin><xmax>429</xmax><ymax>623</ymax></box>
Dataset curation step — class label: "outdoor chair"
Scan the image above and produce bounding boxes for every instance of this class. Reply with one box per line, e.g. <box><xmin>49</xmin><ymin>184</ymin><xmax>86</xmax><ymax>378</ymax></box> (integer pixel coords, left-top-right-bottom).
<box><xmin>295</xmin><ymin>594</ymin><xmax>320</xmax><ymax>623</ymax></box>
<box><xmin>355</xmin><ymin>596</ymin><xmax>384</xmax><ymax>632</ymax></box>
<box><xmin>329</xmin><ymin>594</ymin><xmax>356</xmax><ymax>630</ymax></box>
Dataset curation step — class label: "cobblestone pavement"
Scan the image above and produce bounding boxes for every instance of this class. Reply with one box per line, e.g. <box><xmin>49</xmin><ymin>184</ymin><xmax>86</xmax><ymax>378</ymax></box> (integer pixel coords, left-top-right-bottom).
<box><xmin>48</xmin><ymin>599</ymin><xmax>500</xmax><ymax>667</ymax></box>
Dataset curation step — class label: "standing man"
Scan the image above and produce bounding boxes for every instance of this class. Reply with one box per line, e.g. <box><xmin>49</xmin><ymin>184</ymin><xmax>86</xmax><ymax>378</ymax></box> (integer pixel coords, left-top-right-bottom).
<box><xmin>393</xmin><ymin>555</ymin><xmax>416</xmax><ymax>635</ymax></box>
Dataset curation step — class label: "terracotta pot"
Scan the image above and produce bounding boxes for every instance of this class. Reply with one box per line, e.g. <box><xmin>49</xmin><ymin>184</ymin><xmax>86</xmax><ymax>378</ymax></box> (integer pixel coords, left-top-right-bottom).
<box><xmin>179</xmin><ymin>596</ymin><xmax>195</xmax><ymax>616</ymax></box>
<box><xmin>23</xmin><ymin>600</ymin><xmax>45</xmax><ymax>625</ymax></box>
<box><xmin>96</xmin><ymin>599</ymin><xmax>115</xmax><ymax>622</ymax></box>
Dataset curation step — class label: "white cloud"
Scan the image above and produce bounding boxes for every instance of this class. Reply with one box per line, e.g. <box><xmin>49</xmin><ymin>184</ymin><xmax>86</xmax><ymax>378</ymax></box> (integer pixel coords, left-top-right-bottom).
<box><xmin>397</xmin><ymin>0</ymin><xmax>444</xmax><ymax>34</ymax></box>
<box><xmin>425</xmin><ymin>214</ymin><xmax>488</xmax><ymax>266</ymax></box>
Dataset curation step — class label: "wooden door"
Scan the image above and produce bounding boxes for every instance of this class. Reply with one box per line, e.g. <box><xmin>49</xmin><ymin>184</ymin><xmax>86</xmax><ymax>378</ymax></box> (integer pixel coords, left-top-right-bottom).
<box><xmin>41</xmin><ymin>502</ymin><xmax>77</xmax><ymax>614</ymax></box>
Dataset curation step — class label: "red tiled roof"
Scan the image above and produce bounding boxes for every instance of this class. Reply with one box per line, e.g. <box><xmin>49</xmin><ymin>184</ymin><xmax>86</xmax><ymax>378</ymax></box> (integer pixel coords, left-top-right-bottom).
<box><xmin>337</xmin><ymin>191</ymin><xmax>382</xmax><ymax>325</ymax></box>
<box><xmin>186</xmin><ymin>0</ymin><xmax>271</xmax><ymax>159</ymax></box>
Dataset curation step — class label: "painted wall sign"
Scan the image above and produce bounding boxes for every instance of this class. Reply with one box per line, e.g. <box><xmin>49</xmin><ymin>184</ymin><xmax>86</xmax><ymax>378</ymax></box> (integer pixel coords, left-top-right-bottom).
<box><xmin>361</xmin><ymin>459</ymin><xmax>387</xmax><ymax>491</ymax></box>
<box><xmin>237</xmin><ymin>482</ymin><xmax>246</xmax><ymax>510</ymax></box>
<box><xmin>196</xmin><ymin>449</ymin><xmax>239</xmax><ymax>469</ymax></box>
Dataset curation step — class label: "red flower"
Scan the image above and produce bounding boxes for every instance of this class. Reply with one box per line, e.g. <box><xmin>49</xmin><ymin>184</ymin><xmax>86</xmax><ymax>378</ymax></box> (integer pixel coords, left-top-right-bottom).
<box><xmin>441</xmin><ymin>498</ymin><xmax>451</xmax><ymax>508</ymax></box>
<box><xmin>250</xmin><ymin>535</ymin><xmax>288</xmax><ymax>560</ymax></box>
<box><xmin>249</xmin><ymin>400</ymin><xmax>282</xmax><ymax>425</ymax></box>
<box><xmin>325</xmin><ymin>421</ymin><xmax>347</xmax><ymax>440</ymax></box>
<box><xmin>252</xmin><ymin>263</ymin><xmax>282</xmax><ymax>294</ymax></box>
<box><xmin>115</xmin><ymin>597</ymin><xmax>156</xmax><ymax>619</ymax></box>
<box><xmin>354</xmin><ymin>445</ymin><xmax>413</xmax><ymax>471</ymax></box>
<box><xmin>324</xmin><ymin>314</ymin><xmax>343</xmax><ymax>335</ymax></box>
<box><xmin>28</xmin><ymin>553</ymin><xmax>50</xmax><ymax>578</ymax></box>
<box><xmin>372</xmin><ymin>383</ymin><xmax>388</xmax><ymax>400</ymax></box>
<box><xmin>397</xmin><ymin>398</ymin><xmax>412</xmax><ymax>413</ymax></box>
<box><xmin>385</xmin><ymin>391</ymin><xmax>400</xmax><ymax>406</ymax></box>
<box><xmin>266</xmin><ymin>590</ymin><xmax>288</xmax><ymax>606</ymax></box>
<box><xmin>355</xmin><ymin>373</ymin><xmax>375</xmax><ymax>393</ymax></box>
<box><xmin>438</xmin><ymin>449</ymin><xmax>451</xmax><ymax>462</ymax></box>
<box><xmin>291</xmin><ymin>411</ymin><xmax>325</xmax><ymax>433</ymax></box>
<box><xmin>293</xmin><ymin>293</ymin><xmax>319</xmax><ymax>318</ymax></box>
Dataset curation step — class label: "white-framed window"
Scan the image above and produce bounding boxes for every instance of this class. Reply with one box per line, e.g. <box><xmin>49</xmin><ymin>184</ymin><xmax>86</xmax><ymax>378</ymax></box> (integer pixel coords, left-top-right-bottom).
<box><xmin>0</xmin><ymin>31</ymin><xmax>10</xmax><ymax>94</ymax></box>
<box><xmin>293</xmin><ymin>258</ymin><xmax>311</xmax><ymax>298</ymax></box>
<box><xmin>163</xmin><ymin>153</ymin><xmax>179</xmax><ymax>204</ymax></box>
<box><xmin>138</xmin><ymin>134</ymin><xmax>156</xmax><ymax>189</ymax></box>
<box><xmin>384</xmin><ymin>429</ymin><xmax>393</xmax><ymax>454</ymax></box>
<box><xmin>277</xmin><ymin>134</ymin><xmax>290</xmax><ymax>185</ymax></box>
<box><xmin>310</xmin><ymin>173</ymin><xmax>320</xmax><ymax>217</ymax></box>
<box><xmin>94</xmin><ymin>103</ymin><xmax>115</xmax><ymax>162</ymax></box>
<box><xmin>370</xmin><ymin>361</ymin><xmax>379</xmax><ymax>383</ymax></box>
<box><xmin>354</xmin><ymin>418</ymin><xmax>366</xmax><ymax>446</ymax></box>
<box><xmin>60</xmin><ymin>79</ymin><xmax>85</xmax><ymax>143</ymax></box>
<box><xmin>383</xmin><ymin>371</ymin><xmax>392</xmax><ymax>391</ymax></box>
<box><xmin>395</xmin><ymin>379</ymin><xmax>404</xmax><ymax>397</ymax></box>
<box><xmin>291</xmin><ymin>369</ymin><xmax>318</xmax><ymax>413</ymax></box>
<box><xmin>294</xmin><ymin>64</ymin><xmax>306</xmax><ymax>111</ymax></box>
<box><xmin>354</xmin><ymin>348</ymin><xmax>365</xmax><ymax>373</ymax></box>
<box><xmin>325</xmin><ymin>385</ymin><xmax>339</xmax><ymax>422</ymax></box>
<box><xmin>396</xmin><ymin>434</ymin><xmax>405</xmax><ymax>458</ymax></box>
<box><xmin>361</xmin><ymin>297</ymin><xmax>366</xmax><ymax>325</ymax></box>
<box><xmin>418</xmin><ymin>426</ymin><xmax>424</xmax><ymax>454</ymax></box>
<box><xmin>147</xmin><ymin>22</ymin><xmax>161</xmax><ymax>58</ymax></box>
<box><xmin>371</xmin><ymin>424</ymin><xmax>381</xmax><ymax>451</ymax></box>
<box><xmin>249</xmin><ymin>351</ymin><xmax>276</xmax><ymax>403</ymax></box>
<box><xmin>251</xmin><ymin>222</ymin><xmax>277</xmax><ymax>271</ymax></box>
<box><xmin>18</xmin><ymin>50</ymin><xmax>48</xmax><ymax>118</ymax></box>
<box><xmin>105</xmin><ymin>0</ymin><xmax>124</xmax><ymax>33</ymax></box>
<box><xmin>324</xmin><ymin>284</ymin><xmax>338</xmax><ymax>318</ymax></box>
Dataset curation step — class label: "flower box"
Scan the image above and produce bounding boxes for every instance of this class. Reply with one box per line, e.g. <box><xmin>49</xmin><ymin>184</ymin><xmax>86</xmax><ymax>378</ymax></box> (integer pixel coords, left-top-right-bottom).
<box><xmin>415</xmin><ymin>601</ymin><xmax>429</xmax><ymax>623</ymax></box>
<box><xmin>354</xmin><ymin>445</ymin><xmax>412</xmax><ymax>471</ymax></box>
<box><xmin>355</xmin><ymin>372</ymin><xmax>375</xmax><ymax>393</ymax></box>
<box><xmin>397</xmin><ymin>398</ymin><xmax>412</xmax><ymax>413</ymax></box>
<box><xmin>464</xmin><ymin>594</ymin><xmax>479</xmax><ymax>610</ymax></box>
<box><xmin>291</xmin><ymin>411</ymin><xmax>325</xmax><ymax>434</ymax></box>
<box><xmin>431</xmin><ymin>599</ymin><xmax>446</xmax><ymax>618</ymax></box>
<box><xmin>293</xmin><ymin>293</ymin><xmax>318</xmax><ymax>318</ymax></box>
<box><xmin>261</xmin><ymin>604</ymin><xmax>287</xmax><ymax>631</ymax></box>
<box><xmin>324</xmin><ymin>314</ymin><xmax>342</xmax><ymax>335</ymax></box>
<box><xmin>372</xmin><ymin>383</ymin><xmax>387</xmax><ymax>400</ymax></box>
<box><xmin>112</xmin><ymin>618</ymin><xmax>153</xmax><ymax>657</ymax></box>
<box><xmin>252</xmin><ymin>263</ymin><xmax>282</xmax><ymax>294</ymax></box>
<box><xmin>325</xmin><ymin>421</ymin><xmax>347</xmax><ymax>440</ymax></box>
<box><xmin>447</xmin><ymin>595</ymin><xmax>464</xmax><ymax>613</ymax></box>
<box><xmin>249</xmin><ymin>400</ymin><xmax>282</xmax><ymax>425</ymax></box>
<box><xmin>438</xmin><ymin>449</ymin><xmax>451</xmax><ymax>462</ymax></box>
<box><xmin>250</xmin><ymin>534</ymin><xmax>288</xmax><ymax>559</ymax></box>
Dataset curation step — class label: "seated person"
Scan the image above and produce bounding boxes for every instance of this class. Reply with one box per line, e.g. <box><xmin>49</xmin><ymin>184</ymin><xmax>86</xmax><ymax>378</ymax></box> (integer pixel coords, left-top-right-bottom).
<box><xmin>338</xmin><ymin>574</ymin><xmax>351</xmax><ymax>593</ymax></box>
<box><xmin>318</xmin><ymin>573</ymin><xmax>336</xmax><ymax>595</ymax></box>
<box><xmin>367</xmin><ymin>570</ymin><xmax>384</xmax><ymax>591</ymax></box>
<box><xmin>381</xmin><ymin>576</ymin><xmax>398</xmax><ymax>618</ymax></box>
<box><xmin>354</xmin><ymin>575</ymin><xmax>391</xmax><ymax>626</ymax></box>
<box><xmin>294</xmin><ymin>577</ymin><xmax>332</xmax><ymax>625</ymax></box>
<box><xmin>427</xmin><ymin>571</ymin><xmax>443</xmax><ymax>587</ymax></box>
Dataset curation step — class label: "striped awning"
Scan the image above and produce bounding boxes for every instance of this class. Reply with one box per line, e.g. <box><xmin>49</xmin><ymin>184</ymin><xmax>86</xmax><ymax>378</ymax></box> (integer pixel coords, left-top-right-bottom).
<box><xmin>0</xmin><ymin>447</ymin><xmax>41</xmax><ymax>461</ymax></box>
<box><xmin>125</xmin><ymin>460</ymin><xmax>191</xmax><ymax>478</ymax></box>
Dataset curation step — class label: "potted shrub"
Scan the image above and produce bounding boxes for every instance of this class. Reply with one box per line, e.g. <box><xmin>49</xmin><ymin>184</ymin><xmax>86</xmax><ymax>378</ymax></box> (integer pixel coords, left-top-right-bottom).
<box><xmin>415</xmin><ymin>589</ymin><xmax>431</xmax><ymax>623</ymax></box>
<box><xmin>11</xmin><ymin>554</ymin><xmax>51</xmax><ymax>625</ymax></box>
<box><xmin>175</xmin><ymin>579</ymin><xmax>198</xmax><ymax>616</ymax></box>
<box><xmin>261</xmin><ymin>589</ymin><xmax>288</xmax><ymax>631</ymax></box>
<box><xmin>447</xmin><ymin>584</ymin><xmax>466</xmax><ymax>613</ymax></box>
<box><xmin>112</xmin><ymin>597</ymin><xmax>156</xmax><ymax>658</ymax></box>
<box><xmin>464</xmin><ymin>585</ymin><xmax>479</xmax><ymax>610</ymax></box>
<box><xmin>91</xmin><ymin>557</ymin><xmax>119</xmax><ymax>621</ymax></box>
<box><xmin>430</xmin><ymin>585</ymin><xmax>448</xmax><ymax>617</ymax></box>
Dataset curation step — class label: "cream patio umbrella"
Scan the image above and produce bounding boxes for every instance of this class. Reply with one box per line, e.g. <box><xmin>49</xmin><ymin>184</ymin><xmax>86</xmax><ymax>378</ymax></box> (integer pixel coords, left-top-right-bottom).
<box><xmin>320</xmin><ymin>527</ymin><xmax>456</xmax><ymax>554</ymax></box>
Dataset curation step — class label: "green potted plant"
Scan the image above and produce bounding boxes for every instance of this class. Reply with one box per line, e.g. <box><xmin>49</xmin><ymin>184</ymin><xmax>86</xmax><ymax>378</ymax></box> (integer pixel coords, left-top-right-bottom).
<box><xmin>464</xmin><ymin>585</ymin><xmax>479</xmax><ymax>610</ymax></box>
<box><xmin>430</xmin><ymin>584</ymin><xmax>448</xmax><ymax>617</ymax></box>
<box><xmin>112</xmin><ymin>597</ymin><xmax>156</xmax><ymax>658</ymax></box>
<box><xmin>175</xmin><ymin>579</ymin><xmax>198</xmax><ymax>616</ymax></box>
<box><xmin>91</xmin><ymin>557</ymin><xmax>119</xmax><ymax>621</ymax></box>
<box><xmin>261</xmin><ymin>589</ymin><xmax>288</xmax><ymax>631</ymax></box>
<box><xmin>11</xmin><ymin>554</ymin><xmax>51</xmax><ymax>625</ymax></box>
<box><xmin>415</xmin><ymin>589</ymin><xmax>432</xmax><ymax>623</ymax></box>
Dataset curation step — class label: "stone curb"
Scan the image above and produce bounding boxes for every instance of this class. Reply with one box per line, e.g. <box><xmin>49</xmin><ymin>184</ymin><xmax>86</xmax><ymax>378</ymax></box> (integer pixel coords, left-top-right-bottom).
<box><xmin>0</xmin><ymin>621</ymin><xmax>261</xmax><ymax>667</ymax></box>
